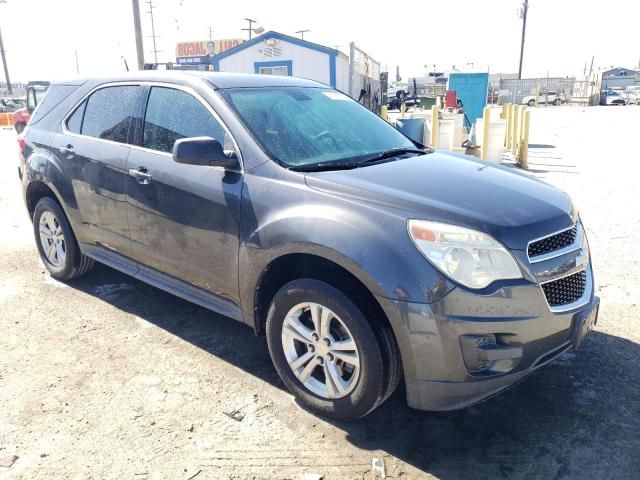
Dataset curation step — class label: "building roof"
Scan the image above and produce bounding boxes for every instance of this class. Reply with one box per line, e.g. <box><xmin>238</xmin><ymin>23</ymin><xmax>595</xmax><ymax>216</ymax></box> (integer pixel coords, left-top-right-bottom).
<box><xmin>211</xmin><ymin>31</ymin><xmax>342</xmax><ymax>62</ymax></box>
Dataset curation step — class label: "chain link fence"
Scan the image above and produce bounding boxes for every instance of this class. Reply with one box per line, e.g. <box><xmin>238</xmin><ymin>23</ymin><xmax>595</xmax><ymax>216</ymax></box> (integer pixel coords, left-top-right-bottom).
<box><xmin>348</xmin><ymin>42</ymin><xmax>381</xmax><ymax>113</ymax></box>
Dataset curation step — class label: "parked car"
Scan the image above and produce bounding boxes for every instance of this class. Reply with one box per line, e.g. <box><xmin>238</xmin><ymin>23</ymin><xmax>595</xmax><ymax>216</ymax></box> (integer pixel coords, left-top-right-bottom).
<box><xmin>522</xmin><ymin>91</ymin><xmax>564</xmax><ymax>106</ymax></box>
<box><xmin>600</xmin><ymin>90</ymin><xmax>628</xmax><ymax>106</ymax></box>
<box><xmin>623</xmin><ymin>85</ymin><xmax>640</xmax><ymax>105</ymax></box>
<box><xmin>12</xmin><ymin>81</ymin><xmax>50</xmax><ymax>133</ymax></box>
<box><xmin>19</xmin><ymin>72</ymin><xmax>598</xmax><ymax>420</ymax></box>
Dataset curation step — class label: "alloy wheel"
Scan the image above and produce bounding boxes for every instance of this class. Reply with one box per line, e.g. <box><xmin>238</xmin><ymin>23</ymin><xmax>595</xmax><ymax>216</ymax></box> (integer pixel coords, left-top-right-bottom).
<box><xmin>39</xmin><ymin>211</ymin><xmax>66</xmax><ymax>268</ymax></box>
<box><xmin>281</xmin><ymin>302</ymin><xmax>360</xmax><ymax>399</ymax></box>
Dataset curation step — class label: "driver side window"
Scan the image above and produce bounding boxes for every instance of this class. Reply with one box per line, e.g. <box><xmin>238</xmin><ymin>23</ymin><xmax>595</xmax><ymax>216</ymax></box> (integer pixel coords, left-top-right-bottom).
<box><xmin>143</xmin><ymin>87</ymin><xmax>232</xmax><ymax>154</ymax></box>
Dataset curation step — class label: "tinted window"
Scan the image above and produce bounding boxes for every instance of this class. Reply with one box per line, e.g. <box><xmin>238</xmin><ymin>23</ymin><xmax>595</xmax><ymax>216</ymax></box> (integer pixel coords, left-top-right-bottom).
<box><xmin>66</xmin><ymin>100</ymin><xmax>86</xmax><ymax>134</ymax></box>
<box><xmin>82</xmin><ymin>86</ymin><xmax>139</xmax><ymax>144</ymax></box>
<box><xmin>28</xmin><ymin>84</ymin><xmax>76</xmax><ymax>125</ymax></box>
<box><xmin>143</xmin><ymin>87</ymin><xmax>228</xmax><ymax>153</ymax></box>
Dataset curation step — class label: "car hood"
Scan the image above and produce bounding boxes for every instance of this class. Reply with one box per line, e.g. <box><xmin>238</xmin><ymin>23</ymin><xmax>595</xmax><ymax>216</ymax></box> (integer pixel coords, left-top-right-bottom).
<box><xmin>304</xmin><ymin>151</ymin><xmax>576</xmax><ymax>250</ymax></box>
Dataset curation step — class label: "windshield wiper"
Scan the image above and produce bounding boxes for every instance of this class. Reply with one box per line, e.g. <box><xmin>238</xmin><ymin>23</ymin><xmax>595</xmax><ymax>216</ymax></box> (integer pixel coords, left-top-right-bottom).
<box><xmin>291</xmin><ymin>161</ymin><xmax>360</xmax><ymax>172</ymax></box>
<box><xmin>358</xmin><ymin>147</ymin><xmax>430</xmax><ymax>165</ymax></box>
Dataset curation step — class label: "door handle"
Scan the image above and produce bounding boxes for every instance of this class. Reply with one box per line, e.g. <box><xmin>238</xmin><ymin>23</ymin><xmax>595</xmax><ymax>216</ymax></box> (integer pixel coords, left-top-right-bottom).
<box><xmin>59</xmin><ymin>144</ymin><xmax>75</xmax><ymax>157</ymax></box>
<box><xmin>128</xmin><ymin>167</ymin><xmax>152</xmax><ymax>185</ymax></box>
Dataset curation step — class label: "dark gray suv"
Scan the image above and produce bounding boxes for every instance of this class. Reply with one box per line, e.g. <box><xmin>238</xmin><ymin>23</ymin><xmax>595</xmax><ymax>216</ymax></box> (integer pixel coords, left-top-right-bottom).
<box><xmin>19</xmin><ymin>72</ymin><xmax>599</xmax><ymax>420</ymax></box>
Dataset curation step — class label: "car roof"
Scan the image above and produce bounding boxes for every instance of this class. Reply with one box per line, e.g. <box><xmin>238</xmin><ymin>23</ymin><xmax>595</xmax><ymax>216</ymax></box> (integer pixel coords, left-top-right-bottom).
<box><xmin>53</xmin><ymin>71</ymin><xmax>327</xmax><ymax>90</ymax></box>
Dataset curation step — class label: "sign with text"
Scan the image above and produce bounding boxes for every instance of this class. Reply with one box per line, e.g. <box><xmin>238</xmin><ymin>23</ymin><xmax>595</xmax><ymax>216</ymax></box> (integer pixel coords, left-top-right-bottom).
<box><xmin>175</xmin><ymin>39</ymin><xmax>243</xmax><ymax>58</ymax></box>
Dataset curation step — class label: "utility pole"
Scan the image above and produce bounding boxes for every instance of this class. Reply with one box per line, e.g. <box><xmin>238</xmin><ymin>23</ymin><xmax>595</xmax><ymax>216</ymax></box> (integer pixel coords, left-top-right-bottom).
<box><xmin>517</xmin><ymin>0</ymin><xmax>529</xmax><ymax>79</ymax></box>
<box><xmin>146</xmin><ymin>0</ymin><xmax>160</xmax><ymax>64</ymax></box>
<box><xmin>242</xmin><ymin>18</ymin><xmax>257</xmax><ymax>40</ymax></box>
<box><xmin>132</xmin><ymin>0</ymin><xmax>145</xmax><ymax>70</ymax></box>
<box><xmin>208</xmin><ymin>26</ymin><xmax>213</xmax><ymax>41</ymax></box>
<box><xmin>0</xmin><ymin>25</ymin><xmax>11</xmax><ymax>94</ymax></box>
<box><xmin>74</xmin><ymin>51</ymin><xmax>80</xmax><ymax>75</ymax></box>
<box><xmin>296</xmin><ymin>29</ymin><xmax>310</xmax><ymax>40</ymax></box>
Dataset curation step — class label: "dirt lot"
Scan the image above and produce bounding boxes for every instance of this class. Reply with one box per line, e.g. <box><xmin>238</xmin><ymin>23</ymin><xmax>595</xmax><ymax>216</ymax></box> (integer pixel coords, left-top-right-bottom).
<box><xmin>1</xmin><ymin>106</ymin><xmax>639</xmax><ymax>480</ymax></box>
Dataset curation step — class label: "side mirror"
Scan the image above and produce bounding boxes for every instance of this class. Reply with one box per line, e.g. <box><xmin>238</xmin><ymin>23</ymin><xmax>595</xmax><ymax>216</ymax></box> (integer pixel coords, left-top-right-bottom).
<box><xmin>172</xmin><ymin>136</ymin><xmax>238</xmax><ymax>168</ymax></box>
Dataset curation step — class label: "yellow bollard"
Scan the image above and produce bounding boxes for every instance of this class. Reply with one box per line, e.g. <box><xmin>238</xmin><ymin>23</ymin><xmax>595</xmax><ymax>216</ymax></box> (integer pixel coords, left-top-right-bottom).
<box><xmin>505</xmin><ymin>104</ymin><xmax>512</xmax><ymax>148</ymax></box>
<box><xmin>480</xmin><ymin>106</ymin><xmax>491</xmax><ymax>161</ymax></box>
<box><xmin>501</xmin><ymin>103</ymin><xmax>507</xmax><ymax>120</ymax></box>
<box><xmin>380</xmin><ymin>105</ymin><xmax>389</xmax><ymax>122</ymax></box>
<box><xmin>400</xmin><ymin>102</ymin><xmax>406</xmax><ymax>118</ymax></box>
<box><xmin>520</xmin><ymin>109</ymin><xmax>531</xmax><ymax>169</ymax></box>
<box><xmin>430</xmin><ymin>104</ymin><xmax>439</xmax><ymax>147</ymax></box>
<box><xmin>511</xmin><ymin>105</ymin><xmax>521</xmax><ymax>156</ymax></box>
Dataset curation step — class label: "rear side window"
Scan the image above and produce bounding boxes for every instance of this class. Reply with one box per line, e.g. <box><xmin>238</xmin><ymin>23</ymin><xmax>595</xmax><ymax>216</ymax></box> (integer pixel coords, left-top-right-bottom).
<box><xmin>66</xmin><ymin>100</ymin><xmax>86</xmax><ymax>134</ymax></box>
<box><xmin>142</xmin><ymin>86</ymin><xmax>228</xmax><ymax>153</ymax></box>
<box><xmin>81</xmin><ymin>86</ymin><xmax>139</xmax><ymax>144</ymax></box>
<box><xmin>28</xmin><ymin>84</ymin><xmax>76</xmax><ymax>125</ymax></box>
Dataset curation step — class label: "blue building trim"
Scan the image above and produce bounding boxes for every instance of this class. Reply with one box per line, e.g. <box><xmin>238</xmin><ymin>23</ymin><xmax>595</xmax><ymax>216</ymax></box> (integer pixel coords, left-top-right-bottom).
<box><xmin>212</xmin><ymin>31</ymin><xmax>339</xmax><ymax>63</ymax></box>
<box><xmin>328</xmin><ymin>52</ymin><xmax>337</xmax><ymax>88</ymax></box>
<box><xmin>254</xmin><ymin>60</ymin><xmax>293</xmax><ymax>76</ymax></box>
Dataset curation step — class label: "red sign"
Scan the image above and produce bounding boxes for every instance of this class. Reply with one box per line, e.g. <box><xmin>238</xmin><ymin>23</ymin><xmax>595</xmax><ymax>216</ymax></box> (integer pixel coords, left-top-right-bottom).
<box><xmin>176</xmin><ymin>39</ymin><xmax>243</xmax><ymax>58</ymax></box>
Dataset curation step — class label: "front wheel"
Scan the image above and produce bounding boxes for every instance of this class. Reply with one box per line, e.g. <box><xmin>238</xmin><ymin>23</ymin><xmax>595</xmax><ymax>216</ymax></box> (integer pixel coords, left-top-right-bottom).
<box><xmin>266</xmin><ymin>278</ymin><xmax>401</xmax><ymax>420</ymax></box>
<box><xmin>527</xmin><ymin>99</ymin><xmax>535</xmax><ymax>107</ymax></box>
<box><xmin>554</xmin><ymin>98</ymin><xmax>561</xmax><ymax>105</ymax></box>
<box><xmin>33</xmin><ymin>197</ymin><xmax>94</xmax><ymax>280</ymax></box>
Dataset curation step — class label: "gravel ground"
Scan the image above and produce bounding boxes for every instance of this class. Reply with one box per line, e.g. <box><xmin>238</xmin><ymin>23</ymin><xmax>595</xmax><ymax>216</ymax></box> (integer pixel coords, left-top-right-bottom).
<box><xmin>0</xmin><ymin>105</ymin><xmax>639</xmax><ymax>479</ymax></box>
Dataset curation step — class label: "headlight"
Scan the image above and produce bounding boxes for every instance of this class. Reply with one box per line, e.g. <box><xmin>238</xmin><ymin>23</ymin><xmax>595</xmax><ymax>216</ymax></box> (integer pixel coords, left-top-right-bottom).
<box><xmin>408</xmin><ymin>220</ymin><xmax>522</xmax><ymax>289</ymax></box>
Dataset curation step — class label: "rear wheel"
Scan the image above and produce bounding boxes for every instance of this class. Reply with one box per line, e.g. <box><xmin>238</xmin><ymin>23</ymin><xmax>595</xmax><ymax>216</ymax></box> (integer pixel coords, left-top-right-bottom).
<box><xmin>527</xmin><ymin>99</ymin><xmax>535</xmax><ymax>107</ymax></box>
<box><xmin>33</xmin><ymin>197</ymin><xmax>94</xmax><ymax>280</ymax></box>
<box><xmin>554</xmin><ymin>98</ymin><xmax>561</xmax><ymax>106</ymax></box>
<box><xmin>266</xmin><ymin>278</ymin><xmax>401</xmax><ymax>420</ymax></box>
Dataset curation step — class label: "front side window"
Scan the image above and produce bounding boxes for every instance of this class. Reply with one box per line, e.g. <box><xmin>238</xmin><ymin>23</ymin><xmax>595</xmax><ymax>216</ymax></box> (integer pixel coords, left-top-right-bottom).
<box><xmin>142</xmin><ymin>86</ymin><xmax>228</xmax><ymax>154</ymax></box>
<box><xmin>82</xmin><ymin>86</ymin><xmax>139</xmax><ymax>144</ymax></box>
<box><xmin>220</xmin><ymin>87</ymin><xmax>416</xmax><ymax>168</ymax></box>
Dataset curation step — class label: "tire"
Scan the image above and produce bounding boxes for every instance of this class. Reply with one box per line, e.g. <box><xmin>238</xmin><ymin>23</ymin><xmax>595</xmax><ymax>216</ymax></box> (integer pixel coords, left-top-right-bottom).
<box><xmin>527</xmin><ymin>99</ymin><xmax>535</xmax><ymax>107</ymax></box>
<box><xmin>266</xmin><ymin>278</ymin><xmax>401</xmax><ymax>420</ymax></box>
<box><xmin>554</xmin><ymin>98</ymin><xmax>561</xmax><ymax>106</ymax></box>
<box><xmin>15</xmin><ymin>122</ymin><xmax>25</xmax><ymax>134</ymax></box>
<box><xmin>33</xmin><ymin>197</ymin><xmax>94</xmax><ymax>280</ymax></box>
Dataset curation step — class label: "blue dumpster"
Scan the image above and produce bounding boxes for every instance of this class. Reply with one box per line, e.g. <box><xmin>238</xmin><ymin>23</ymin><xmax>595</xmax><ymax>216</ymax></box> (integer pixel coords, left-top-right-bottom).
<box><xmin>448</xmin><ymin>73</ymin><xmax>489</xmax><ymax>127</ymax></box>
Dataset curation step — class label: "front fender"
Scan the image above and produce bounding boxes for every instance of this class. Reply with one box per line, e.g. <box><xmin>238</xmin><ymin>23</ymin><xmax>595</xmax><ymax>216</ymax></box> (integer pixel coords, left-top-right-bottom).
<box><xmin>238</xmin><ymin>169</ymin><xmax>455</xmax><ymax>326</ymax></box>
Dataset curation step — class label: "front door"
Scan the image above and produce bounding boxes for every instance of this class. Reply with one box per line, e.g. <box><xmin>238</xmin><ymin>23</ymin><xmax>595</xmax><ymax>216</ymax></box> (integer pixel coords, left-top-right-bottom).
<box><xmin>125</xmin><ymin>85</ymin><xmax>243</xmax><ymax>306</ymax></box>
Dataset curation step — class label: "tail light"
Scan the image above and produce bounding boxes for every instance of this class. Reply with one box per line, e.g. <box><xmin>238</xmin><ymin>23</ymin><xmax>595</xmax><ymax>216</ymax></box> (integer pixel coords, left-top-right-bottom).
<box><xmin>17</xmin><ymin>134</ymin><xmax>26</xmax><ymax>153</ymax></box>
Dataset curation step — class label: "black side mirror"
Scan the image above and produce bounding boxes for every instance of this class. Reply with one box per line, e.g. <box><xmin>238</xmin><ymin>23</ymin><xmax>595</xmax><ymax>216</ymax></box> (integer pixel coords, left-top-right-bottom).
<box><xmin>172</xmin><ymin>136</ymin><xmax>238</xmax><ymax>169</ymax></box>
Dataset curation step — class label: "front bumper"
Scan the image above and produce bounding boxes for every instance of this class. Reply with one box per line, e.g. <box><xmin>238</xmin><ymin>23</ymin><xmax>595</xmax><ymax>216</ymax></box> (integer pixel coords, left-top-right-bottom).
<box><xmin>375</xmin><ymin>272</ymin><xmax>599</xmax><ymax>411</ymax></box>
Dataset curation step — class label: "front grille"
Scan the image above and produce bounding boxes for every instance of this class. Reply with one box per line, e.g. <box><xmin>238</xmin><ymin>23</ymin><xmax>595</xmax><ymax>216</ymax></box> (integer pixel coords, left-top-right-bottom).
<box><xmin>528</xmin><ymin>225</ymin><xmax>577</xmax><ymax>258</ymax></box>
<box><xmin>542</xmin><ymin>270</ymin><xmax>587</xmax><ymax>306</ymax></box>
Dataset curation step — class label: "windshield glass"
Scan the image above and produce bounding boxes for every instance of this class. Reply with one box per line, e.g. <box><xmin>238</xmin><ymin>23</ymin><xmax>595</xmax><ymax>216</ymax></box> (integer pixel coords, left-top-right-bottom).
<box><xmin>220</xmin><ymin>87</ymin><xmax>415</xmax><ymax>168</ymax></box>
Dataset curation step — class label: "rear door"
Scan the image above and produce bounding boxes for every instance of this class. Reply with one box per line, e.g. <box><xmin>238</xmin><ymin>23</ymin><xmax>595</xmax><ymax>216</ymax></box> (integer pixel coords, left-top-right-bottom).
<box><xmin>125</xmin><ymin>84</ymin><xmax>243</xmax><ymax>304</ymax></box>
<box><xmin>51</xmin><ymin>84</ymin><xmax>141</xmax><ymax>261</ymax></box>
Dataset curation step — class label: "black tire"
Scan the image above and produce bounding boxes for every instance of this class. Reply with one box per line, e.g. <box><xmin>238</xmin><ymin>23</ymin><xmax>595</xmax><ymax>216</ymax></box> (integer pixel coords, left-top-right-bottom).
<box><xmin>554</xmin><ymin>98</ymin><xmax>561</xmax><ymax>106</ymax></box>
<box><xmin>266</xmin><ymin>278</ymin><xmax>401</xmax><ymax>420</ymax></box>
<box><xmin>15</xmin><ymin>122</ymin><xmax>25</xmax><ymax>134</ymax></box>
<box><xmin>33</xmin><ymin>197</ymin><xmax>94</xmax><ymax>280</ymax></box>
<box><xmin>527</xmin><ymin>99</ymin><xmax>535</xmax><ymax>107</ymax></box>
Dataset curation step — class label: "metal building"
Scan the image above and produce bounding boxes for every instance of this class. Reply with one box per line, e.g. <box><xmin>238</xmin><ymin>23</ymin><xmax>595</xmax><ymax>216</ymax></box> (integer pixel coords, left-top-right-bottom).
<box><xmin>601</xmin><ymin>67</ymin><xmax>639</xmax><ymax>91</ymax></box>
<box><xmin>210</xmin><ymin>31</ymin><xmax>349</xmax><ymax>90</ymax></box>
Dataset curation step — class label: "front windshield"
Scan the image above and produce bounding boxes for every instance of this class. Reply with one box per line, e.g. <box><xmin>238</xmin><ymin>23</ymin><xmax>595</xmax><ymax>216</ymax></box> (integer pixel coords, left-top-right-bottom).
<box><xmin>220</xmin><ymin>87</ymin><xmax>416</xmax><ymax>168</ymax></box>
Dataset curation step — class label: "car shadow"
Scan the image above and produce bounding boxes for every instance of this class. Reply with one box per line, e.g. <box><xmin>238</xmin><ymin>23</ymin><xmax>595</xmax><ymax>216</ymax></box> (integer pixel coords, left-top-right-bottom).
<box><xmin>67</xmin><ymin>264</ymin><xmax>639</xmax><ymax>479</ymax></box>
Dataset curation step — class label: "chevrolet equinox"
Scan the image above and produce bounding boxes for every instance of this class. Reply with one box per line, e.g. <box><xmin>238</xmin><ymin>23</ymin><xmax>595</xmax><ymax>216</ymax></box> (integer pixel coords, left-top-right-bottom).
<box><xmin>18</xmin><ymin>72</ymin><xmax>599</xmax><ymax>419</ymax></box>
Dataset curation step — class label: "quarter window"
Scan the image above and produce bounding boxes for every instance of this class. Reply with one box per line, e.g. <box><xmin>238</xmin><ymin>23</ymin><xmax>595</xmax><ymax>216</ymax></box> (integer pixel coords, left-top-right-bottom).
<box><xmin>66</xmin><ymin>100</ymin><xmax>86</xmax><ymax>134</ymax></box>
<box><xmin>142</xmin><ymin>87</ymin><xmax>229</xmax><ymax>154</ymax></box>
<box><xmin>81</xmin><ymin>86</ymin><xmax>139</xmax><ymax>144</ymax></box>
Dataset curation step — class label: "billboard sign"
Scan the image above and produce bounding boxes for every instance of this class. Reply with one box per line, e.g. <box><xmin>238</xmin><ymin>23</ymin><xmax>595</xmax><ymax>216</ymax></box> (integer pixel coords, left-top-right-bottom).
<box><xmin>176</xmin><ymin>39</ymin><xmax>243</xmax><ymax>58</ymax></box>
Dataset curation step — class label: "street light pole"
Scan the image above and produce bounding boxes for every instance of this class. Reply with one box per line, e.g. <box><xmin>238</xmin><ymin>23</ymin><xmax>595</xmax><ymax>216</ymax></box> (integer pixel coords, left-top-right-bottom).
<box><xmin>517</xmin><ymin>0</ymin><xmax>529</xmax><ymax>79</ymax></box>
<box><xmin>243</xmin><ymin>18</ymin><xmax>257</xmax><ymax>40</ymax></box>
